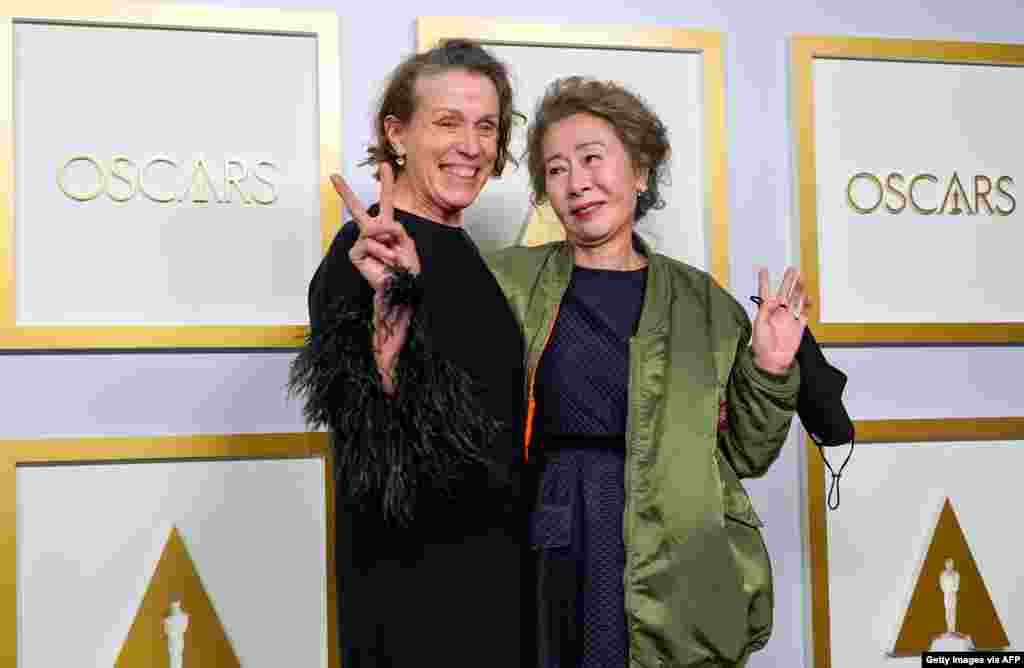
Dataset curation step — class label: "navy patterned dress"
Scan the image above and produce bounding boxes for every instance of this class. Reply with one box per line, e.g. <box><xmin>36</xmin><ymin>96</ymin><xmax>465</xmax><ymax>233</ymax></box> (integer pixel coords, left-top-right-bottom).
<box><xmin>530</xmin><ymin>264</ymin><xmax>647</xmax><ymax>668</ymax></box>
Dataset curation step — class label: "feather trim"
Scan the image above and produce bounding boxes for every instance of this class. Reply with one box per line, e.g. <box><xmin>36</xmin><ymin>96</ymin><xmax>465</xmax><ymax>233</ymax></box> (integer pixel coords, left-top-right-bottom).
<box><xmin>289</xmin><ymin>268</ymin><xmax>500</xmax><ymax>526</ymax></box>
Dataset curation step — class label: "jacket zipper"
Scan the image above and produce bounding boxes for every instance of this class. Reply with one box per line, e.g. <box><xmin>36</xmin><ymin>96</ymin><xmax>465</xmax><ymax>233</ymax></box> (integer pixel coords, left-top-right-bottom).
<box><xmin>523</xmin><ymin>302</ymin><xmax>560</xmax><ymax>462</ymax></box>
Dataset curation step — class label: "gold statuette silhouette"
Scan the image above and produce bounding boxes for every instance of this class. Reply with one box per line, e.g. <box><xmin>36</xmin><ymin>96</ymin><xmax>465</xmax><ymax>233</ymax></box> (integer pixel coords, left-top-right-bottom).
<box><xmin>116</xmin><ymin>526</ymin><xmax>241</xmax><ymax>668</ymax></box>
<box><xmin>891</xmin><ymin>499</ymin><xmax>1008</xmax><ymax>656</ymax></box>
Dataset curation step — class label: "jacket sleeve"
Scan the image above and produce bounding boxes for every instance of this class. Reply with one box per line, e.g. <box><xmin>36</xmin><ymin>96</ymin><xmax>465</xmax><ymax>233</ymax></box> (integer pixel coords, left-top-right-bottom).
<box><xmin>288</xmin><ymin>221</ymin><xmax>500</xmax><ymax>526</ymax></box>
<box><xmin>717</xmin><ymin>312</ymin><xmax>800</xmax><ymax>479</ymax></box>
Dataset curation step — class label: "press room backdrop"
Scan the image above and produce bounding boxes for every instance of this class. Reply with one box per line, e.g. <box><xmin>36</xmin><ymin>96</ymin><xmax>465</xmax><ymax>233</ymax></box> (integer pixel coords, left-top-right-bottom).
<box><xmin>3</xmin><ymin>1</ymin><xmax>1024</xmax><ymax>667</ymax></box>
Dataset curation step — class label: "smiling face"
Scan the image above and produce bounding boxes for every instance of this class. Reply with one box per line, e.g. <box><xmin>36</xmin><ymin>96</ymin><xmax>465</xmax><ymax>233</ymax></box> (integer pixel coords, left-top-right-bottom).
<box><xmin>542</xmin><ymin>112</ymin><xmax>647</xmax><ymax>248</ymax></box>
<box><xmin>386</xmin><ymin>68</ymin><xmax>499</xmax><ymax>224</ymax></box>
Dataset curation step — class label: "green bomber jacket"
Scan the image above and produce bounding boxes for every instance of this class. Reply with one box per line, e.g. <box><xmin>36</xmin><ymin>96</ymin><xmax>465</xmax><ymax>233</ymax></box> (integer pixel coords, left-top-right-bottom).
<box><xmin>486</xmin><ymin>237</ymin><xmax>800</xmax><ymax>668</ymax></box>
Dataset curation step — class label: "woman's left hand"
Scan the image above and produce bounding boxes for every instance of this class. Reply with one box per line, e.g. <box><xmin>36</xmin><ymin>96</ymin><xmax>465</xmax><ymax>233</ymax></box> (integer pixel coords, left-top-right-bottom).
<box><xmin>751</xmin><ymin>267</ymin><xmax>807</xmax><ymax>375</ymax></box>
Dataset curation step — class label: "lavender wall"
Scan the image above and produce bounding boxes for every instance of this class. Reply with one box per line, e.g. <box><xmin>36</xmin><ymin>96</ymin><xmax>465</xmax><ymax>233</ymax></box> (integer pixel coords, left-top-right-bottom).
<box><xmin>4</xmin><ymin>2</ymin><xmax>1023</xmax><ymax>666</ymax></box>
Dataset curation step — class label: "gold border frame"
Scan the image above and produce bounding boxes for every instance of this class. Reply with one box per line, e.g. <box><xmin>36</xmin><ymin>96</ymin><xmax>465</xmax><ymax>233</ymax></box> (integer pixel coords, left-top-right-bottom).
<box><xmin>0</xmin><ymin>431</ymin><xmax>336</xmax><ymax>668</ymax></box>
<box><xmin>0</xmin><ymin>3</ymin><xmax>341</xmax><ymax>349</ymax></box>
<box><xmin>806</xmin><ymin>417</ymin><xmax>1024</xmax><ymax>668</ymax></box>
<box><xmin>418</xmin><ymin>17</ymin><xmax>731</xmax><ymax>287</ymax></box>
<box><xmin>792</xmin><ymin>36</ymin><xmax>1024</xmax><ymax>343</ymax></box>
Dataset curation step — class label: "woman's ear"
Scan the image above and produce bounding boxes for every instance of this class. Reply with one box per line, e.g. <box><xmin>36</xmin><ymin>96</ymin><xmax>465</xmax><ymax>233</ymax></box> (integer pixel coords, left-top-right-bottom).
<box><xmin>383</xmin><ymin>115</ymin><xmax>405</xmax><ymax>154</ymax></box>
<box><xmin>635</xmin><ymin>165</ymin><xmax>650</xmax><ymax>193</ymax></box>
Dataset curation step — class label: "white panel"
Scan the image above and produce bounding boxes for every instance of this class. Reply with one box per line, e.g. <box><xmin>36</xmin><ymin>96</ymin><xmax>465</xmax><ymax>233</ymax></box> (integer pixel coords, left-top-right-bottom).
<box><xmin>471</xmin><ymin>45</ymin><xmax>706</xmax><ymax>265</ymax></box>
<box><xmin>17</xmin><ymin>458</ymin><xmax>326</xmax><ymax>668</ymax></box>
<box><xmin>824</xmin><ymin>441</ymin><xmax>1022</xmax><ymax>667</ymax></box>
<box><xmin>14</xmin><ymin>23</ymin><xmax>320</xmax><ymax>326</ymax></box>
<box><xmin>813</xmin><ymin>58</ymin><xmax>1024</xmax><ymax>324</ymax></box>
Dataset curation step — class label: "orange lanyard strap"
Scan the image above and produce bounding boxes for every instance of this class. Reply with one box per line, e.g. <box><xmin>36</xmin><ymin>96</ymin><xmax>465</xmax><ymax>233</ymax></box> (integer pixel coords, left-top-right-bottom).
<box><xmin>523</xmin><ymin>303</ymin><xmax>560</xmax><ymax>462</ymax></box>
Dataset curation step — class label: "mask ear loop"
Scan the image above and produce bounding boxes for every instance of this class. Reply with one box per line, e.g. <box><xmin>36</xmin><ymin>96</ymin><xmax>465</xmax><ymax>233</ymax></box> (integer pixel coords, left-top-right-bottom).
<box><xmin>749</xmin><ymin>294</ymin><xmax>853</xmax><ymax>510</ymax></box>
<box><xmin>809</xmin><ymin>432</ymin><xmax>854</xmax><ymax>510</ymax></box>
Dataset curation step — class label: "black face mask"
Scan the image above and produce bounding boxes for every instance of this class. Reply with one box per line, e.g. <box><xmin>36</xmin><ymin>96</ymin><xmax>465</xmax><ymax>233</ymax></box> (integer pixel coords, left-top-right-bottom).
<box><xmin>796</xmin><ymin>327</ymin><xmax>854</xmax><ymax>446</ymax></box>
<box><xmin>795</xmin><ymin>326</ymin><xmax>855</xmax><ymax>510</ymax></box>
<box><xmin>751</xmin><ymin>296</ymin><xmax>854</xmax><ymax>509</ymax></box>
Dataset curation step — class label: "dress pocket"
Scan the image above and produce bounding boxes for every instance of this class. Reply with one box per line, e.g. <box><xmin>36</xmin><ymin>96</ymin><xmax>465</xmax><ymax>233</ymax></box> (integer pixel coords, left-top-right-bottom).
<box><xmin>530</xmin><ymin>504</ymin><xmax>572</xmax><ymax>550</ymax></box>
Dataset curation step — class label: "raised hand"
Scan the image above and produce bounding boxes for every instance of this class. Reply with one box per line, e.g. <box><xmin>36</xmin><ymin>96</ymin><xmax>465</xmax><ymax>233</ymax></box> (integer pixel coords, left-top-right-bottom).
<box><xmin>751</xmin><ymin>267</ymin><xmax>807</xmax><ymax>375</ymax></box>
<box><xmin>331</xmin><ymin>163</ymin><xmax>421</xmax><ymax>293</ymax></box>
<box><xmin>330</xmin><ymin>163</ymin><xmax>420</xmax><ymax>393</ymax></box>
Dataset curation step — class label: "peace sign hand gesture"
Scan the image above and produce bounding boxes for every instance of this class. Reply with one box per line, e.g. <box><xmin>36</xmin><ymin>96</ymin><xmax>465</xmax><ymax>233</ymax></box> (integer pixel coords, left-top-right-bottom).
<box><xmin>329</xmin><ymin>163</ymin><xmax>421</xmax><ymax>394</ymax></box>
<box><xmin>751</xmin><ymin>267</ymin><xmax>808</xmax><ymax>375</ymax></box>
<box><xmin>331</xmin><ymin>163</ymin><xmax>421</xmax><ymax>293</ymax></box>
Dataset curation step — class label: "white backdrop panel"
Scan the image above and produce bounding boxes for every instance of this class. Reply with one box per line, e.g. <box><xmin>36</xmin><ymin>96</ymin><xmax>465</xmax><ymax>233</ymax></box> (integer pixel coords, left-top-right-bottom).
<box><xmin>813</xmin><ymin>58</ymin><xmax>1024</xmax><ymax>324</ymax></box>
<box><xmin>14</xmin><ymin>22</ymin><xmax>320</xmax><ymax>326</ymax></box>
<box><xmin>824</xmin><ymin>440</ymin><xmax>1022</xmax><ymax>667</ymax></box>
<box><xmin>467</xmin><ymin>45</ymin><xmax>706</xmax><ymax>265</ymax></box>
<box><xmin>17</xmin><ymin>458</ymin><xmax>326</xmax><ymax>668</ymax></box>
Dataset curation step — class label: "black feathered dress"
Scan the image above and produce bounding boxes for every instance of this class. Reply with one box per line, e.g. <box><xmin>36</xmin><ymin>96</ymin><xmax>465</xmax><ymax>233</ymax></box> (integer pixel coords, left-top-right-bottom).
<box><xmin>290</xmin><ymin>207</ymin><xmax>530</xmax><ymax>667</ymax></box>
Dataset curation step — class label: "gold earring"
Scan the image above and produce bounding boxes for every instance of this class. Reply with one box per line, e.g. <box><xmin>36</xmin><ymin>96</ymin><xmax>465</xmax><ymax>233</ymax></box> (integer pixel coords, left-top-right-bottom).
<box><xmin>395</xmin><ymin>154</ymin><xmax>405</xmax><ymax>167</ymax></box>
<box><xmin>392</xmin><ymin>144</ymin><xmax>405</xmax><ymax>167</ymax></box>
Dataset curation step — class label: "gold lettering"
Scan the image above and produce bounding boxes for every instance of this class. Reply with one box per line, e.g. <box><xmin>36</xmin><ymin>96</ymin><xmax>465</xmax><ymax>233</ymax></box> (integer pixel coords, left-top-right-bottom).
<box><xmin>222</xmin><ymin>159</ymin><xmax>249</xmax><ymax>204</ymax></box>
<box><xmin>59</xmin><ymin>154</ymin><xmax>280</xmax><ymax>205</ymax></box>
<box><xmin>885</xmin><ymin>172</ymin><xmax>907</xmax><ymax>214</ymax></box>
<box><xmin>57</xmin><ymin>155</ymin><xmax>105</xmax><ymax>201</ymax></box>
<box><xmin>108</xmin><ymin>156</ymin><xmax>139</xmax><ymax>203</ymax></box>
<box><xmin>846</xmin><ymin>172</ymin><xmax>883</xmax><ymax>214</ymax></box>
<box><xmin>251</xmin><ymin>160</ymin><xmax>279</xmax><ymax>205</ymax></box>
<box><xmin>995</xmin><ymin>176</ymin><xmax>1016</xmax><ymax>216</ymax></box>
<box><xmin>179</xmin><ymin>157</ymin><xmax>218</xmax><ymax>203</ymax></box>
<box><xmin>909</xmin><ymin>173</ymin><xmax>938</xmax><ymax>215</ymax></box>
<box><xmin>939</xmin><ymin>172</ymin><xmax>974</xmax><ymax>215</ymax></box>
<box><xmin>140</xmin><ymin>156</ymin><xmax>179</xmax><ymax>203</ymax></box>
<box><xmin>974</xmin><ymin>175</ymin><xmax>994</xmax><ymax>215</ymax></box>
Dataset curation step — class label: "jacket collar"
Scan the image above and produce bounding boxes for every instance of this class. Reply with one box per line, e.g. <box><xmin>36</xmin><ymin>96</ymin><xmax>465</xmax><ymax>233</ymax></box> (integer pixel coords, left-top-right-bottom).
<box><xmin>634</xmin><ymin>235</ymin><xmax>670</xmax><ymax>338</ymax></box>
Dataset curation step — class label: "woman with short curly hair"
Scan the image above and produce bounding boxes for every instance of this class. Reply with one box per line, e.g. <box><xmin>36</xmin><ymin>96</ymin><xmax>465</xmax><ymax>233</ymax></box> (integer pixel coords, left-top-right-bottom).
<box><xmin>491</xmin><ymin>76</ymin><xmax>805</xmax><ymax>668</ymax></box>
<box><xmin>524</xmin><ymin>75</ymin><xmax>670</xmax><ymax>223</ymax></box>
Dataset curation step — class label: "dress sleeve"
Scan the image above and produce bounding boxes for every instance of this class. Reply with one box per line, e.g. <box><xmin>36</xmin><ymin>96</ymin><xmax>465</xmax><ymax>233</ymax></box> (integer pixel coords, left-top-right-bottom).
<box><xmin>717</xmin><ymin>306</ymin><xmax>801</xmax><ymax>479</ymax></box>
<box><xmin>307</xmin><ymin>221</ymin><xmax>367</xmax><ymax>333</ymax></box>
<box><xmin>288</xmin><ymin>221</ymin><xmax>501</xmax><ymax>526</ymax></box>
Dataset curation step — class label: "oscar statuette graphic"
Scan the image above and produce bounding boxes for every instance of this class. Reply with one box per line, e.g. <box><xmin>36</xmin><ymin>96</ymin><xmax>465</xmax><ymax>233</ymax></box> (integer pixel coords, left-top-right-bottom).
<box><xmin>890</xmin><ymin>499</ymin><xmax>1008</xmax><ymax>656</ymax></box>
<box><xmin>164</xmin><ymin>601</ymin><xmax>190</xmax><ymax>668</ymax></box>
<box><xmin>928</xmin><ymin>559</ymin><xmax>975</xmax><ymax>651</ymax></box>
<box><xmin>115</xmin><ymin>527</ymin><xmax>240</xmax><ymax>667</ymax></box>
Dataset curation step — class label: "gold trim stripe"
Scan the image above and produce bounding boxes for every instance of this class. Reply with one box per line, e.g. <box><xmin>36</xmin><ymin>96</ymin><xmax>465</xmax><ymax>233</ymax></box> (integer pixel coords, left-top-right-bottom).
<box><xmin>806</xmin><ymin>434</ymin><xmax>831</xmax><ymax>668</ymax></box>
<box><xmin>1</xmin><ymin>16</ymin><xmax>14</xmax><ymax>331</ymax></box>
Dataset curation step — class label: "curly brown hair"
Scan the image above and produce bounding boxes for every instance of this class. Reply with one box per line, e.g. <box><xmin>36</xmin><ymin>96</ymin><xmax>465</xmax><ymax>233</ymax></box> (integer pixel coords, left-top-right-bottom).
<box><xmin>363</xmin><ymin>39</ymin><xmax>522</xmax><ymax>178</ymax></box>
<box><xmin>526</xmin><ymin>76</ymin><xmax>670</xmax><ymax>220</ymax></box>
